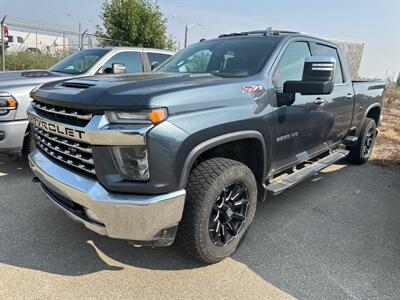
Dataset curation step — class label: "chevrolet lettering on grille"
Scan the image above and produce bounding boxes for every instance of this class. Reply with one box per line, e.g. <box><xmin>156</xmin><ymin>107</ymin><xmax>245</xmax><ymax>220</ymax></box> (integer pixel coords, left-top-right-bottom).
<box><xmin>28</xmin><ymin>115</ymin><xmax>86</xmax><ymax>141</ymax></box>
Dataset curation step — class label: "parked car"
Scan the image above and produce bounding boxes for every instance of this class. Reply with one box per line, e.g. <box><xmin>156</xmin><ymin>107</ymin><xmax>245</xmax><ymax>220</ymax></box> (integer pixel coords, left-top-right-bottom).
<box><xmin>0</xmin><ymin>47</ymin><xmax>174</xmax><ymax>154</ymax></box>
<box><xmin>27</xmin><ymin>30</ymin><xmax>385</xmax><ymax>263</ymax></box>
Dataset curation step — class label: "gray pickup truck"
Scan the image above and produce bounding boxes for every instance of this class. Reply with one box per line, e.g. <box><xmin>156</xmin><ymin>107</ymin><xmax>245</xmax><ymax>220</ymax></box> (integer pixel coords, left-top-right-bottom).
<box><xmin>0</xmin><ymin>47</ymin><xmax>173</xmax><ymax>154</ymax></box>
<box><xmin>28</xmin><ymin>30</ymin><xmax>385</xmax><ymax>263</ymax></box>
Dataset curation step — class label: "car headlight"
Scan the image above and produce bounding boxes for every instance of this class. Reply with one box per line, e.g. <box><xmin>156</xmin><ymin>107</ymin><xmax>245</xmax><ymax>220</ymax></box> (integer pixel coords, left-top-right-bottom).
<box><xmin>106</xmin><ymin>109</ymin><xmax>167</xmax><ymax>181</ymax></box>
<box><xmin>106</xmin><ymin>108</ymin><xmax>168</xmax><ymax>125</ymax></box>
<box><xmin>110</xmin><ymin>145</ymin><xmax>149</xmax><ymax>181</ymax></box>
<box><xmin>0</xmin><ymin>93</ymin><xmax>17</xmax><ymax>116</ymax></box>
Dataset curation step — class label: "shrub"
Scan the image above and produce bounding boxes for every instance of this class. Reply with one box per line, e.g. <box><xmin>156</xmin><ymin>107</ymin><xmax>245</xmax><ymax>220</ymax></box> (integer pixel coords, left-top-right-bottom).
<box><xmin>0</xmin><ymin>51</ymin><xmax>66</xmax><ymax>71</ymax></box>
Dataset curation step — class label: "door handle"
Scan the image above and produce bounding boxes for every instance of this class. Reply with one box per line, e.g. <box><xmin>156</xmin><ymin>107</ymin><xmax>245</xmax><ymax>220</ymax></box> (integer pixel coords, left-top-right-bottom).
<box><xmin>314</xmin><ymin>97</ymin><xmax>325</xmax><ymax>105</ymax></box>
<box><xmin>346</xmin><ymin>93</ymin><xmax>353</xmax><ymax>99</ymax></box>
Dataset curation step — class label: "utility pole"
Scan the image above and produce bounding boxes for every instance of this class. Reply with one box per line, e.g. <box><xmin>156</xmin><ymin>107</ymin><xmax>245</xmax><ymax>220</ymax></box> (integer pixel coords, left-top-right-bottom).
<box><xmin>184</xmin><ymin>25</ymin><xmax>188</xmax><ymax>48</ymax></box>
<box><xmin>78</xmin><ymin>21</ymin><xmax>81</xmax><ymax>49</ymax></box>
<box><xmin>1</xmin><ymin>15</ymin><xmax>6</xmax><ymax>71</ymax></box>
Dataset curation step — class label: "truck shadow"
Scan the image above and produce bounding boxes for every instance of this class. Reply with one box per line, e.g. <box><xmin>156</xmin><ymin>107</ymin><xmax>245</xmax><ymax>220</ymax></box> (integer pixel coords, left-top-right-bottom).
<box><xmin>2</xmin><ymin>154</ymin><xmax>398</xmax><ymax>300</ymax></box>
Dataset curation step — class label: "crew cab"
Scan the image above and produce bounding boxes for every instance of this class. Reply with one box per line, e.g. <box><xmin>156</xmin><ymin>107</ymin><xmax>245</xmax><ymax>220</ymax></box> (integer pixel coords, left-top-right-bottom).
<box><xmin>27</xmin><ymin>30</ymin><xmax>385</xmax><ymax>263</ymax></box>
<box><xmin>0</xmin><ymin>47</ymin><xmax>173</xmax><ymax>154</ymax></box>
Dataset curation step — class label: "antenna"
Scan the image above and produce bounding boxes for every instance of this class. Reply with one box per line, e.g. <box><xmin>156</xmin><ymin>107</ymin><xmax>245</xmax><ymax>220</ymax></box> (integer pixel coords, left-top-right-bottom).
<box><xmin>264</xmin><ymin>26</ymin><xmax>272</xmax><ymax>36</ymax></box>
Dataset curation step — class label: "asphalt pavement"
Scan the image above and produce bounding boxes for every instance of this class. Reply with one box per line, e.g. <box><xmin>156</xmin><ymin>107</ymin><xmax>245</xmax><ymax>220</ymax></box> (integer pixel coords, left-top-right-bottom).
<box><xmin>0</xmin><ymin>154</ymin><xmax>399</xmax><ymax>299</ymax></box>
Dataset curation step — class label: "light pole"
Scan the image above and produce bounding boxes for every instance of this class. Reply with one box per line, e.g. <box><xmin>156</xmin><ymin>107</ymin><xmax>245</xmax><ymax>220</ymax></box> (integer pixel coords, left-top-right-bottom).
<box><xmin>173</xmin><ymin>15</ymin><xmax>202</xmax><ymax>48</ymax></box>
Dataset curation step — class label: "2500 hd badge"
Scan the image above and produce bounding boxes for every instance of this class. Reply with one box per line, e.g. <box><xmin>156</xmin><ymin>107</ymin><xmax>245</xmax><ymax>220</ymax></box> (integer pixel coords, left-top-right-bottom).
<box><xmin>28</xmin><ymin>115</ymin><xmax>85</xmax><ymax>140</ymax></box>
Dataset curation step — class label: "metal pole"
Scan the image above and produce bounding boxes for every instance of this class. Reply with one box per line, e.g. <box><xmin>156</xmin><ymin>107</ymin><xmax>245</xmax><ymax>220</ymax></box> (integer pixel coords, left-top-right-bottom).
<box><xmin>1</xmin><ymin>15</ymin><xmax>6</xmax><ymax>71</ymax></box>
<box><xmin>62</xmin><ymin>32</ymin><xmax>66</xmax><ymax>54</ymax></box>
<box><xmin>78</xmin><ymin>21</ymin><xmax>81</xmax><ymax>49</ymax></box>
<box><xmin>184</xmin><ymin>25</ymin><xmax>188</xmax><ymax>48</ymax></box>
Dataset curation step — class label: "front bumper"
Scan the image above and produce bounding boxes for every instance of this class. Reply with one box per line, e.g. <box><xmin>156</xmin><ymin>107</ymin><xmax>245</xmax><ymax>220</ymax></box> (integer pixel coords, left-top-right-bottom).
<box><xmin>29</xmin><ymin>150</ymin><xmax>186</xmax><ymax>245</ymax></box>
<box><xmin>0</xmin><ymin>119</ymin><xmax>29</xmax><ymax>152</ymax></box>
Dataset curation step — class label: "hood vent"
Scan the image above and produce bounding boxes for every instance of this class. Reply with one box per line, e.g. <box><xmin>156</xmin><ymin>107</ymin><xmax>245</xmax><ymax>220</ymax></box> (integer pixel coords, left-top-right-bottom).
<box><xmin>61</xmin><ymin>82</ymin><xmax>94</xmax><ymax>89</ymax></box>
<box><xmin>21</xmin><ymin>70</ymin><xmax>52</xmax><ymax>77</ymax></box>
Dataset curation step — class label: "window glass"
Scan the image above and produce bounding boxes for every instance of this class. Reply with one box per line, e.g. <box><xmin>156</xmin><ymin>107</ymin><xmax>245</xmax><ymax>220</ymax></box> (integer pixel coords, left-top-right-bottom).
<box><xmin>157</xmin><ymin>37</ymin><xmax>280</xmax><ymax>77</ymax></box>
<box><xmin>147</xmin><ymin>52</ymin><xmax>171</xmax><ymax>65</ymax></box>
<box><xmin>313</xmin><ymin>44</ymin><xmax>344</xmax><ymax>83</ymax></box>
<box><xmin>272</xmin><ymin>42</ymin><xmax>311</xmax><ymax>89</ymax></box>
<box><xmin>50</xmin><ymin>48</ymin><xmax>110</xmax><ymax>75</ymax></box>
<box><xmin>101</xmin><ymin>51</ymin><xmax>143</xmax><ymax>73</ymax></box>
<box><xmin>17</xmin><ymin>36</ymin><xmax>24</xmax><ymax>43</ymax></box>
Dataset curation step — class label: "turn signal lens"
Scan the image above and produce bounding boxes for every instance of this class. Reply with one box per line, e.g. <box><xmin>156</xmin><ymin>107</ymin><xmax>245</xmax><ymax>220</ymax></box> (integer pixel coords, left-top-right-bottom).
<box><xmin>148</xmin><ymin>108</ymin><xmax>167</xmax><ymax>124</ymax></box>
<box><xmin>0</xmin><ymin>96</ymin><xmax>17</xmax><ymax>110</ymax></box>
<box><xmin>106</xmin><ymin>108</ymin><xmax>168</xmax><ymax>125</ymax></box>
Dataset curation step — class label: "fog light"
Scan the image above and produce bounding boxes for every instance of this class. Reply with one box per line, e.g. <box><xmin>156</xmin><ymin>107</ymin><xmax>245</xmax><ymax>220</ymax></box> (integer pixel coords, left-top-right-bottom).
<box><xmin>0</xmin><ymin>131</ymin><xmax>5</xmax><ymax>141</ymax></box>
<box><xmin>110</xmin><ymin>145</ymin><xmax>149</xmax><ymax>181</ymax></box>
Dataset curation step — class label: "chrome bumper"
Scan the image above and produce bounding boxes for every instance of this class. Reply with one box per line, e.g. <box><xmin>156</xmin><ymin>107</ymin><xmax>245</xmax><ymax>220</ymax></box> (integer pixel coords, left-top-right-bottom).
<box><xmin>29</xmin><ymin>150</ymin><xmax>186</xmax><ymax>244</ymax></box>
<box><xmin>0</xmin><ymin>120</ymin><xmax>29</xmax><ymax>152</ymax></box>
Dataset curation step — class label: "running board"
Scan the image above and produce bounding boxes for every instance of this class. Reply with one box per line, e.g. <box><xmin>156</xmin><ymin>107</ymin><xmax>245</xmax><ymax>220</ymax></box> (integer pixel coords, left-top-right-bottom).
<box><xmin>266</xmin><ymin>149</ymin><xmax>349</xmax><ymax>196</ymax></box>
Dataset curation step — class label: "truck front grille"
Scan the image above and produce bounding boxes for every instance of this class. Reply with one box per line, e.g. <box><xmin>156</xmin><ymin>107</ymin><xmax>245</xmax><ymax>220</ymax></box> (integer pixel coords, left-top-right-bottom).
<box><xmin>31</xmin><ymin>100</ymin><xmax>93</xmax><ymax>126</ymax></box>
<box><xmin>33</xmin><ymin>126</ymin><xmax>95</xmax><ymax>175</ymax></box>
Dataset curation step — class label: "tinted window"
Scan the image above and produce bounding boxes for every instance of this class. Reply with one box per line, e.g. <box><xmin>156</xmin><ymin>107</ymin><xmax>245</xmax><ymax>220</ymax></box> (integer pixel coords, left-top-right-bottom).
<box><xmin>157</xmin><ymin>37</ymin><xmax>280</xmax><ymax>77</ymax></box>
<box><xmin>50</xmin><ymin>48</ymin><xmax>110</xmax><ymax>75</ymax></box>
<box><xmin>272</xmin><ymin>42</ymin><xmax>311</xmax><ymax>89</ymax></box>
<box><xmin>313</xmin><ymin>44</ymin><xmax>344</xmax><ymax>83</ymax></box>
<box><xmin>147</xmin><ymin>52</ymin><xmax>171</xmax><ymax>65</ymax></box>
<box><xmin>101</xmin><ymin>51</ymin><xmax>143</xmax><ymax>73</ymax></box>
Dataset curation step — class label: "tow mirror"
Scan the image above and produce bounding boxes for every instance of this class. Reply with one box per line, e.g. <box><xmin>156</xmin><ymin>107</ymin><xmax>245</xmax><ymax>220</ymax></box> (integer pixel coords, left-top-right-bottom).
<box><xmin>151</xmin><ymin>61</ymin><xmax>159</xmax><ymax>70</ymax></box>
<box><xmin>112</xmin><ymin>63</ymin><xmax>127</xmax><ymax>74</ymax></box>
<box><xmin>283</xmin><ymin>56</ymin><xmax>335</xmax><ymax>96</ymax></box>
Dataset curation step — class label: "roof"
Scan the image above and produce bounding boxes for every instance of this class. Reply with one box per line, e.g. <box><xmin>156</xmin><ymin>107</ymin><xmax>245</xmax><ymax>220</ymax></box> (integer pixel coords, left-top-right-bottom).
<box><xmin>83</xmin><ymin>46</ymin><xmax>175</xmax><ymax>55</ymax></box>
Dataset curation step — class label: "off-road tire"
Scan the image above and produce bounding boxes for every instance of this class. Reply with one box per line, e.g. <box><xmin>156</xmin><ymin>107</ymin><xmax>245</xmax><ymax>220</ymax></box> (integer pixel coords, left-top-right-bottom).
<box><xmin>347</xmin><ymin>117</ymin><xmax>377</xmax><ymax>164</ymax></box>
<box><xmin>177</xmin><ymin>157</ymin><xmax>257</xmax><ymax>264</ymax></box>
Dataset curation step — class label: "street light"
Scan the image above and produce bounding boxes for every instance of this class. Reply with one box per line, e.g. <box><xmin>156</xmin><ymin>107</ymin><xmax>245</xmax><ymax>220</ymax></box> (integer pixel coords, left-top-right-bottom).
<box><xmin>172</xmin><ymin>15</ymin><xmax>202</xmax><ymax>48</ymax></box>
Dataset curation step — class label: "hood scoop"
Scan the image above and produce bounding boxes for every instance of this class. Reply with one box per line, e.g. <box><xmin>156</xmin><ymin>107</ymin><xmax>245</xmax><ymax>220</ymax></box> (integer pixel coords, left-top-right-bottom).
<box><xmin>61</xmin><ymin>82</ymin><xmax>95</xmax><ymax>89</ymax></box>
<box><xmin>21</xmin><ymin>70</ymin><xmax>53</xmax><ymax>78</ymax></box>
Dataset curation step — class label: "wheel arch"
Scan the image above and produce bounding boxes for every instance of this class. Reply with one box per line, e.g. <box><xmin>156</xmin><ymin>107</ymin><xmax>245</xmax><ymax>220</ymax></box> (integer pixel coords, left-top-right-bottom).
<box><xmin>364</xmin><ymin>104</ymin><xmax>381</xmax><ymax>126</ymax></box>
<box><xmin>179</xmin><ymin>130</ymin><xmax>267</xmax><ymax>190</ymax></box>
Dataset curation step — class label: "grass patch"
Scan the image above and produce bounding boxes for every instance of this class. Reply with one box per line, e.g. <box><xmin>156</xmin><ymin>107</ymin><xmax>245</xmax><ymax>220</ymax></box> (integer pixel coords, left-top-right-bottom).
<box><xmin>0</xmin><ymin>51</ymin><xmax>66</xmax><ymax>71</ymax></box>
<box><xmin>371</xmin><ymin>87</ymin><xmax>400</xmax><ymax>167</ymax></box>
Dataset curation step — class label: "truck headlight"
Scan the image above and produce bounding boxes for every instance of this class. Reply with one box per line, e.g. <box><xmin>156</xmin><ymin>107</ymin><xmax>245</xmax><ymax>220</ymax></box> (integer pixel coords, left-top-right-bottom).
<box><xmin>106</xmin><ymin>108</ymin><xmax>168</xmax><ymax>125</ymax></box>
<box><xmin>0</xmin><ymin>94</ymin><xmax>17</xmax><ymax>116</ymax></box>
<box><xmin>110</xmin><ymin>145</ymin><xmax>149</xmax><ymax>181</ymax></box>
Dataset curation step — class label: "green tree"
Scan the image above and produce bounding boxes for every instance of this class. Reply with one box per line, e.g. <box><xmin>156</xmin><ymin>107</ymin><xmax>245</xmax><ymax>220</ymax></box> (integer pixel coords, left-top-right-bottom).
<box><xmin>96</xmin><ymin>0</ymin><xmax>175</xmax><ymax>49</ymax></box>
<box><xmin>396</xmin><ymin>73</ymin><xmax>400</xmax><ymax>88</ymax></box>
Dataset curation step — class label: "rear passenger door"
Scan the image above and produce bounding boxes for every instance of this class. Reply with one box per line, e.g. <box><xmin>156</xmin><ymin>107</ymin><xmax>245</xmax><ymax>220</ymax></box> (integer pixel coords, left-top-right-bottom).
<box><xmin>310</xmin><ymin>43</ymin><xmax>354</xmax><ymax>147</ymax></box>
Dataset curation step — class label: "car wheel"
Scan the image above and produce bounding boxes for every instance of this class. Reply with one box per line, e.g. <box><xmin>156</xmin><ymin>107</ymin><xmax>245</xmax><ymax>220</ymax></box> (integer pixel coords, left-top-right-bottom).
<box><xmin>177</xmin><ymin>157</ymin><xmax>257</xmax><ymax>264</ymax></box>
<box><xmin>347</xmin><ymin>117</ymin><xmax>377</xmax><ymax>164</ymax></box>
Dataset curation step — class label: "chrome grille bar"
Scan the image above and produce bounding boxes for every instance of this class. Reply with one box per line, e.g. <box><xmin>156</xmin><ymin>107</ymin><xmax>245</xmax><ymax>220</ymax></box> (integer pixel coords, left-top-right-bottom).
<box><xmin>37</xmin><ymin>142</ymin><xmax>96</xmax><ymax>175</ymax></box>
<box><xmin>33</xmin><ymin>125</ymin><xmax>95</xmax><ymax>175</ymax></box>
<box><xmin>33</xmin><ymin>127</ymin><xmax>92</xmax><ymax>154</ymax></box>
<box><xmin>32</xmin><ymin>100</ymin><xmax>93</xmax><ymax>121</ymax></box>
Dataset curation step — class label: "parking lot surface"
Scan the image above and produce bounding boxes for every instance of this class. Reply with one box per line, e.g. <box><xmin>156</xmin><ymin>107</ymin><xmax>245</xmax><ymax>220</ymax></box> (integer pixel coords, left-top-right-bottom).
<box><xmin>0</xmin><ymin>154</ymin><xmax>399</xmax><ymax>299</ymax></box>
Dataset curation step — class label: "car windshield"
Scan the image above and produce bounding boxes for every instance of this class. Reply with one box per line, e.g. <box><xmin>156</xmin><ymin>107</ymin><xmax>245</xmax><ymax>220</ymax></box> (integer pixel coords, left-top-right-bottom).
<box><xmin>156</xmin><ymin>37</ymin><xmax>280</xmax><ymax>77</ymax></box>
<box><xmin>49</xmin><ymin>49</ymin><xmax>110</xmax><ymax>75</ymax></box>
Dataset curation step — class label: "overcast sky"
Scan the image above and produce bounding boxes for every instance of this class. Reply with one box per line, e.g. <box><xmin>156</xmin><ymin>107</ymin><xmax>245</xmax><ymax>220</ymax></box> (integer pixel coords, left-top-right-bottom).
<box><xmin>1</xmin><ymin>0</ymin><xmax>399</xmax><ymax>79</ymax></box>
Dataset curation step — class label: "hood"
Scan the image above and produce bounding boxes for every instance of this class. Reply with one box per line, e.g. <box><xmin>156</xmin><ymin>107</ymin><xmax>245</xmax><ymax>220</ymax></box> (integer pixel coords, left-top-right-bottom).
<box><xmin>31</xmin><ymin>72</ymin><xmax>243</xmax><ymax>110</ymax></box>
<box><xmin>0</xmin><ymin>70</ymin><xmax>66</xmax><ymax>91</ymax></box>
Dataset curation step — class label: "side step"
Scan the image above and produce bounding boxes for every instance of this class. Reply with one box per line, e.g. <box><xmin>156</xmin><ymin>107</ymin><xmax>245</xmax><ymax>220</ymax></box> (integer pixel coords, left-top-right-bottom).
<box><xmin>266</xmin><ymin>149</ymin><xmax>349</xmax><ymax>196</ymax></box>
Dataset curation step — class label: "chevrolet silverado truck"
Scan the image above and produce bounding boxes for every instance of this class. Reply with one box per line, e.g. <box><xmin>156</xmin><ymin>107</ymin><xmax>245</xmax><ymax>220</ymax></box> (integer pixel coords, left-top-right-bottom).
<box><xmin>27</xmin><ymin>30</ymin><xmax>385</xmax><ymax>263</ymax></box>
<box><xmin>0</xmin><ymin>47</ymin><xmax>173</xmax><ymax>154</ymax></box>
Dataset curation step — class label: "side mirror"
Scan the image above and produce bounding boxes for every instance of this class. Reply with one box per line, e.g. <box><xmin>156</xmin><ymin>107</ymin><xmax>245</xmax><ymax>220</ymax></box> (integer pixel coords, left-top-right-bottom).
<box><xmin>112</xmin><ymin>63</ymin><xmax>127</xmax><ymax>74</ymax></box>
<box><xmin>283</xmin><ymin>56</ymin><xmax>335</xmax><ymax>96</ymax></box>
<box><xmin>151</xmin><ymin>61</ymin><xmax>159</xmax><ymax>70</ymax></box>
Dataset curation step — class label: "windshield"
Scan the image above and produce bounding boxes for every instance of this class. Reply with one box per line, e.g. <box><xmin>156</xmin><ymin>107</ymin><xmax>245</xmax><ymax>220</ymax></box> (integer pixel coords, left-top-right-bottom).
<box><xmin>49</xmin><ymin>48</ymin><xmax>110</xmax><ymax>75</ymax></box>
<box><xmin>156</xmin><ymin>37</ymin><xmax>280</xmax><ymax>77</ymax></box>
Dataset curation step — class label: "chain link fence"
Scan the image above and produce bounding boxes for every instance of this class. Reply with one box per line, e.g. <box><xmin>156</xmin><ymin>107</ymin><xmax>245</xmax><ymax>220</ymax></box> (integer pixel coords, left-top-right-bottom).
<box><xmin>0</xmin><ymin>16</ymin><xmax>122</xmax><ymax>71</ymax></box>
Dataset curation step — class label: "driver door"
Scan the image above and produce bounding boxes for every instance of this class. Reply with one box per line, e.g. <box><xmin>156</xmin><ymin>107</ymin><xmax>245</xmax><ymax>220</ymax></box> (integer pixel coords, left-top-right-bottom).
<box><xmin>269</xmin><ymin>41</ymin><xmax>330</xmax><ymax>171</ymax></box>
